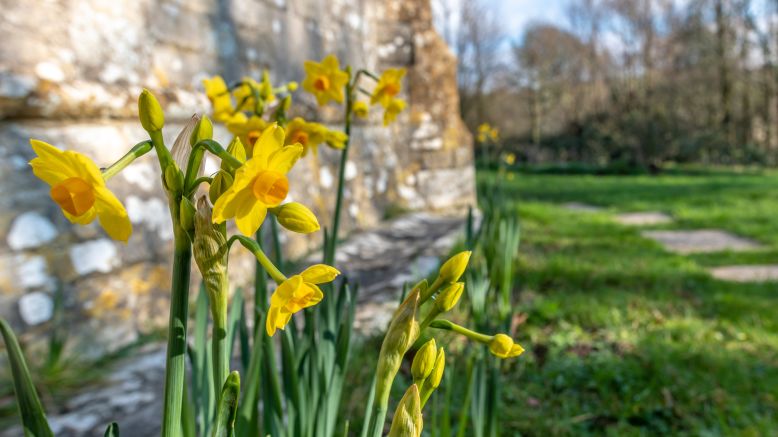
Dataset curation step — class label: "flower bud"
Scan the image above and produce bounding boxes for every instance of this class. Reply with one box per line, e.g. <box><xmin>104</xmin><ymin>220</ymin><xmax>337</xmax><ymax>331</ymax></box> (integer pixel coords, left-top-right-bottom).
<box><xmin>411</xmin><ymin>339</ymin><xmax>437</xmax><ymax>383</ymax></box>
<box><xmin>222</xmin><ymin>137</ymin><xmax>246</xmax><ymax>173</ymax></box>
<box><xmin>138</xmin><ymin>89</ymin><xmax>165</xmax><ymax>132</ymax></box>
<box><xmin>428</xmin><ymin>348</ymin><xmax>445</xmax><ymax>389</ymax></box>
<box><xmin>209</xmin><ymin>170</ymin><xmax>234</xmax><ymax>204</ymax></box>
<box><xmin>438</xmin><ymin>251</ymin><xmax>471</xmax><ymax>283</ymax></box>
<box><xmin>353</xmin><ymin>101</ymin><xmax>369</xmax><ymax>118</ymax></box>
<box><xmin>179</xmin><ymin>197</ymin><xmax>196</xmax><ymax>232</ymax></box>
<box><xmin>489</xmin><ymin>333</ymin><xmax>524</xmax><ymax>359</ymax></box>
<box><xmin>287</xmin><ymin>81</ymin><xmax>299</xmax><ymax>92</ymax></box>
<box><xmin>189</xmin><ymin>114</ymin><xmax>213</xmax><ymax>146</ymax></box>
<box><xmin>193</xmin><ymin>196</ymin><xmax>229</xmax><ymax>327</ymax></box>
<box><xmin>164</xmin><ymin>164</ymin><xmax>184</xmax><ymax>192</ymax></box>
<box><xmin>375</xmin><ymin>288</ymin><xmax>420</xmax><ymax>409</ymax></box>
<box><xmin>388</xmin><ymin>384</ymin><xmax>423</xmax><ymax>437</ymax></box>
<box><xmin>271</xmin><ymin>202</ymin><xmax>320</xmax><ymax>234</ymax></box>
<box><xmin>435</xmin><ymin>282</ymin><xmax>464</xmax><ymax>313</ymax></box>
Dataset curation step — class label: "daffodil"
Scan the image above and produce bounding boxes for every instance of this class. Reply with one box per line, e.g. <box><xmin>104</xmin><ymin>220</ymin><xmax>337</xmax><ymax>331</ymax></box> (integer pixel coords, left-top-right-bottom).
<box><xmin>504</xmin><ymin>152</ymin><xmax>516</xmax><ymax>165</ymax></box>
<box><xmin>371</xmin><ymin>68</ymin><xmax>406</xmax><ymax>108</ymax></box>
<box><xmin>324</xmin><ymin>129</ymin><xmax>347</xmax><ymax>151</ymax></box>
<box><xmin>225</xmin><ymin>113</ymin><xmax>268</xmax><ymax>156</ymax></box>
<box><xmin>383</xmin><ymin>98</ymin><xmax>406</xmax><ymax>126</ymax></box>
<box><xmin>212</xmin><ymin>124</ymin><xmax>304</xmax><ymax>235</ymax></box>
<box><xmin>266</xmin><ymin>264</ymin><xmax>340</xmax><ymax>336</ymax></box>
<box><xmin>302</xmin><ymin>55</ymin><xmax>349</xmax><ymax>106</ymax></box>
<box><xmin>477</xmin><ymin>123</ymin><xmax>499</xmax><ymax>142</ymax></box>
<box><xmin>233</xmin><ymin>73</ymin><xmax>275</xmax><ymax>113</ymax></box>
<box><xmin>203</xmin><ymin>76</ymin><xmax>234</xmax><ymax>122</ymax></box>
<box><xmin>29</xmin><ymin>140</ymin><xmax>131</xmax><ymax>242</ymax></box>
<box><xmin>353</xmin><ymin>100</ymin><xmax>369</xmax><ymax>118</ymax></box>
<box><xmin>285</xmin><ymin>117</ymin><xmax>327</xmax><ymax>156</ymax></box>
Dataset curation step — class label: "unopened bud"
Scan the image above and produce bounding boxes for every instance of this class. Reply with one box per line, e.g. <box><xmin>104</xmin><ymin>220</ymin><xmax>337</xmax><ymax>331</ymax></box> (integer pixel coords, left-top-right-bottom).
<box><xmin>420</xmin><ymin>347</ymin><xmax>445</xmax><ymax>407</ymax></box>
<box><xmin>271</xmin><ymin>202</ymin><xmax>320</xmax><ymax>234</ymax></box>
<box><xmin>189</xmin><ymin>114</ymin><xmax>213</xmax><ymax>146</ymax></box>
<box><xmin>138</xmin><ymin>89</ymin><xmax>165</xmax><ymax>132</ymax></box>
<box><xmin>435</xmin><ymin>282</ymin><xmax>464</xmax><ymax>313</ymax></box>
<box><xmin>438</xmin><ymin>251</ymin><xmax>471</xmax><ymax>283</ymax></box>
<box><xmin>193</xmin><ymin>196</ymin><xmax>229</xmax><ymax>327</ymax></box>
<box><xmin>489</xmin><ymin>333</ymin><xmax>524</xmax><ymax>359</ymax></box>
<box><xmin>375</xmin><ymin>288</ymin><xmax>421</xmax><ymax>409</ymax></box>
<box><xmin>287</xmin><ymin>81</ymin><xmax>298</xmax><ymax>92</ymax></box>
<box><xmin>164</xmin><ymin>164</ymin><xmax>183</xmax><ymax>192</ymax></box>
<box><xmin>388</xmin><ymin>384</ymin><xmax>423</xmax><ymax>437</ymax></box>
<box><xmin>411</xmin><ymin>339</ymin><xmax>437</xmax><ymax>383</ymax></box>
<box><xmin>179</xmin><ymin>197</ymin><xmax>196</xmax><ymax>232</ymax></box>
<box><xmin>209</xmin><ymin>170</ymin><xmax>234</xmax><ymax>204</ymax></box>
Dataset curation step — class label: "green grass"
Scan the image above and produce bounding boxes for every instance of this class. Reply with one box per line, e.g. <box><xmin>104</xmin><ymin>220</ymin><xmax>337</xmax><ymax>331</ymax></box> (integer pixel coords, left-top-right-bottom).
<box><xmin>490</xmin><ymin>168</ymin><xmax>778</xmax><ymax>435</ymax></box>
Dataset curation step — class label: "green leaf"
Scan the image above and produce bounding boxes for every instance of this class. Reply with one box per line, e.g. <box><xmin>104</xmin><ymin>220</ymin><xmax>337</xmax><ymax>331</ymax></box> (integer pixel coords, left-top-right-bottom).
<box><xmin>0</xmin><ymin>318</ymin><xmax>53</xmax><ymax>437</ymax></box>
<box><xmin>212</xmin><ymin>371</ymin><xmax>241</xmax><ymax>437</ymax></box>
<box><xmin>104</xmin><ymin>422</ymin><xmax>119</xmax><ymax>437</ymax></box>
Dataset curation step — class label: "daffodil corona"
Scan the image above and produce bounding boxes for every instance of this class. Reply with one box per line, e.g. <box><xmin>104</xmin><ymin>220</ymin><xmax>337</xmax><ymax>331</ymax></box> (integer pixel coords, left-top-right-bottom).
<box><xmin>29</xmin><ymin>140</ymin><xmax>132</xmax><ymax>242</ymax></box>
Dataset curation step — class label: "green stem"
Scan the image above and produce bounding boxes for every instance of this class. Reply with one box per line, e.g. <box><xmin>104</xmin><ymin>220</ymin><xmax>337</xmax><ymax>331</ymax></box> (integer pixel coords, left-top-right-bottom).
<box><xmin>228</xmin><ymin>235</ymin><xmax>287</xmax><ymax>284</ymax></box>
<box><xmin>184</xmin><ymin>140</ymin><xmax>241</xmax><ymax>192</ymax></box>
<box><xmin>211</xmin><ymin>277</ymin><xmax>229</xmax><ymax>401</ymax></box>
<box><xmin>185</xmin><ymin>176</ymin><xmax>213</xmax><ymax>198</ymax></box>
<box><xmin>370</xmin><ymin>404</ymin><xmax>388</xmax><ymax>437</ymax></box>
<box><xmin>102</xmin><ymin>140</ymin><xmax>153</xmax><ymax>180</ymax></box>
<box><xmin>161</xmin><ymin>239</ymin><xmax>192</xmax><ymax>437</ymax></box>
<box><xmin>420</xmin><ymin>276</ymin><xmax>445</xmax><ymax>303</ymax></box>
<box><xmin>326</xmin><ymin>66</ymin><xmax>354</xmax><ymax>265</ymax></box>
<box><xmin>429</xmin><ymin>319</ymin><xmax>493</xmax><ymax>344</ymax></box>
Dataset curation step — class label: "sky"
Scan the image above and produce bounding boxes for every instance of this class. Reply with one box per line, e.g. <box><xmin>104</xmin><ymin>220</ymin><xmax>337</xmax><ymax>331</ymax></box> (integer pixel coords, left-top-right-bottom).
<box><xmin>495</xmin><ymin>0</ymin><xmax>570</xmax><ymax>41</ymax></box>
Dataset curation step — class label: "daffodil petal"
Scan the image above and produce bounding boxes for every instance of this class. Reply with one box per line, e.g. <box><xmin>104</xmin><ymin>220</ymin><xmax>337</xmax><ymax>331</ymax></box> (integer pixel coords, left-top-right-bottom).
<box><xmin>234</xmin><ymin>198</ymin><xmax>267</xmax><ymax>236</ymax></box>
<box><xmin>268</xmin><ymin>145</ymin><xmax>303</xmax><ymax>174</ymax></box>
<box><xmin>94</xmin><ymin>186</ymin><xmax>132</xmax><ymax>242</ymax></box>
<box><xmin>252</xmin><ymin>123</ymin><xmax>285</xmax><ymax>162</ymax></box>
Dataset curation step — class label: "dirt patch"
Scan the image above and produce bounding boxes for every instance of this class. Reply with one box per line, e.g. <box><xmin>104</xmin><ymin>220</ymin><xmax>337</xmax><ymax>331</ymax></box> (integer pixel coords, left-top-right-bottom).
<box><xmin>563</xmin><ymin>202</ymin><xmax>603</xmax><ymax>212</ymax></box>
<box><xmin>642</xmin><ymin>229</ymin><xmax>762</xmax><ymax>254</ymax></box>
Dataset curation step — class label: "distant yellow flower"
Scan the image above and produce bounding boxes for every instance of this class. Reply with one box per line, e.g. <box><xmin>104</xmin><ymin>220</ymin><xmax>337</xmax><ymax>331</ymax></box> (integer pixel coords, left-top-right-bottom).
<box><xmin>504</xmin><ymin>152</ymin><xmax>516</xmax><ymax>165</ymax></box>
<box><xmin>324</xmin><ymin>130</ymin><xmax>347</xmax><ymax>151</ymax></box>
<box><xmin>203</xmin><ymin>76</ymin><xmax>234</xmax><ymax>122</ymax></box>
<box><xmin>302</xmin><ymin>55</ymin><xmax>349</xmax><ymax>106</ymax></box>
<box><xmin>233</xmin><ymin>72</ymin><xmax>275</xmax><ymax>113</ymax></box>
<box><xmin>285</xmin><ymin>117</ymin><xmax>327</xmax><ymax>156</ymax></box>
<box><xmin>353</xmin><ymin>100</ymin><xmax>369</xmax><ymax>118</ymax></box>
<box><xmin>488</xmin><ymin>333</ymin><xmax>524</xmax><ymax>359</ymax></box>
<box><xmin>383</xmin><ymin>98</ymin><xmax>406</xmax><ymax>126</ymax></box>
<box><xmin>29</xmin><ymin>140</ymin><xmax>131</xmax><ymax>242</ymax></box>
<box><xmin>477</xmin><ymin>123</ymin><xmax>499</xmax><ymax>142</ymax></box>
<box><xmin>371</xmin><ymin>68</ymin><xmax>406</xmax><ymax>108</ymax></box>
<box><xmin>212</xmin><ymin>124</ymin><xmax>303</xmax><ymax>235</ymax></box>
<box><xmin>266</xmin><ymin>264</ymin><xmax>340</xmax><ymax>336</ymax></box>
<box><xmin>225</xmin><ymin>113</ymin><xmax>268</xmax><ymax>156</ymax></box>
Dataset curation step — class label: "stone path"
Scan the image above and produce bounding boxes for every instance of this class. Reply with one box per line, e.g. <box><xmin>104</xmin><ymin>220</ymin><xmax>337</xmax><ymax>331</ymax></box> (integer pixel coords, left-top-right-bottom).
<box><xmin>1</xmin><ymin>212</ymin><xmax>467</xmax><ymax>437</ymax></box>
<box><xmin>614</xmin><ymin>212</ymin><xmax>672</xmax><ymax>226</ymax></box>
<box><xmin>709</xmin><ymin>265</ymin><xmax>778</xmax><ymax>282</ymax></box>
<box><xmin>641</xmin><ymin>229</ymin><xmax>762</xmax><ymax>254</ymax></box>
<box><xmin>563</xmin><ymin>202</ymin><xmax>603</xmax><ymax>212</ymax></box>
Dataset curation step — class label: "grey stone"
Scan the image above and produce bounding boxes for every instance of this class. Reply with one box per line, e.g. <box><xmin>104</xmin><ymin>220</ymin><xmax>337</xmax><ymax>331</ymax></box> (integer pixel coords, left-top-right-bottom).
<box><xmin>614</xmin><ymin>211</ymin><xmax>672</xmax><ymax>226</ymax></box>
<box><xmin>18</xmin><ymin>290</ymin><xmax>54</xmax><ymax>325</ymax></box>
<box><xmin>709</xmin><ymin>265</ymin><xmax>778</xmax><ymax>282</ymax></box>
<box><xmin>642</xmin><ymin>229</ymin><xmax>763</xmax><ymax>254</ymax></box>
<box><xmin>7</xmin><ymin>211</ymin><xmax>58</xmax><ymax>250</ymax></box>
<box><xmin>563</xmin><ymin>202</ymin><xmax>603</xmax><ymax>212</ymax></box>
<box><xmin>69</xmin><ymin>239</ymin><xmax>120</xmax><ymax>275</ymax></box>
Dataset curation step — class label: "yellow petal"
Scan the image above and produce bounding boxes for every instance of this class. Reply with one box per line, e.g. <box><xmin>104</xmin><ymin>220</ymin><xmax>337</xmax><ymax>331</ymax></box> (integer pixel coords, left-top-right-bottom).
<box><xmin>300</xmin><ymin>264</ymin><xmax>340</xmax><ymax>284</ymax></box>
<box><xmin>63</xmin><ymin>207</ymin><xmax>97</xmax><ymax>225</ymax></box>
<box><xmin>94</xmin><ymin>186</ymin><xmax>132</xmax><ymax>242</ymax></box>
<box><xmin>271</xmin><ymin>275</ymin><xmax>303</xmax><ymax>307</ymax></box>
<box><xmin>234</xmin><ymin>198</ymin><xmax>267</xmax><ymax>236</ymax></box>
<box><xmin>267</xmin><ymin>145</ymin><xmax>303</xmax><ymax>174</ymax></box>
<box><xmin>252</xmin><ymin>123</ymin><xmax>285</xmax><ymax>163</ymax></box>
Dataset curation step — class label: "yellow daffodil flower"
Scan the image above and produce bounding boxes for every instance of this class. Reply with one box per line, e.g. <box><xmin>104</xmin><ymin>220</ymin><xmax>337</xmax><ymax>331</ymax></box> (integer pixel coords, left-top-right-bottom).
<box><xmin>266</xmin><ymin>264</ymin><xmax>340</xmax><ymax>336</ymax></box>
<box><xmin>477</xmin><ymin>123</ymin><xmax>499</xmax><ymax>143</ymax></box>
<box><xmin>203</xmin><ymin>76</ymin><xmax>234</xmax><ymax>122</ymax></box>
<box><xmin>212</xmin><ymin>124</ymin><xmax>303</xmax><ymax>235</ymax></box>
<box><xmin>488</xmin><ymin>333</ymin><xmax>524</xmax><ymax>359</ymax></box>
<box><xmin>504</xmin><ymin>152</ymin><xmax>516</xmax><ymax>165</ymax></box>
<box><xmin>302</xmin><ymin>55</ymin><xmax>349</xmax><ymax>106</ymax></box>
<box><xmin>353</xmin><ymin>100</ymin><xmax>369</xmax><ymax>118</ymax></box>
<box><xmin>225</xmin><ymin>113</ymin><xmax>268</xmax><ymax>157</ymax></box>
<box><xmin>285</xmin><ymin>117</ymin><xmax>327</xmax><ymax>156</ymax></box>
<box><xmin>371</xmin><ymin>68</ymin><xmax>406</xmax><ymax>108</ymax></box>
<box><xmin>383</xmin><ymin>98</ymin><xmax>406</xmax><ymax>126</ymax></box>
<box><xmin>324</xmin><ymin>129</ymin><xmax>347</xmax><ymax>151</ymax></box>
<box><xmin>29</xmin><ymin>140</ymin><xmax>131</xmax><ymax>242</ymax></box>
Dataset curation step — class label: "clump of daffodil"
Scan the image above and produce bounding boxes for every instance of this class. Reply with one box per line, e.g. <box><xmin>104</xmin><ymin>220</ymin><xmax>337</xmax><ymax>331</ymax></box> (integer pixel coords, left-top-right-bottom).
<box><xmin>477</xmin><ymin>123</ymin><xmax>499</xmax><ymax>143</ymax></box>
<box><xmin>428</xmin><ymin>320</ymin><xmax>525</xmax><ymax>360</ymax></box>
<box><xmin>225</xmin><ymin>113</ymin><xmax>268</xmax><ymax>156</ymax></box>
<box><xmin>353</xmin><ymin>100</ymin><xmax>369</xmax><ymax>118</ymax></box>
<box><xmin>387</xmin><ymin>384</ymin><xmax>422</xmax><ymax>437</ymax></box>
<box><xmin>284</xmin><ymin>117</ymin><xmax>329</xmax><ymax>156</ymax></box>
<box><xmin>29</xmin><ymin>140</ymin><xmax>132</xmax><ymax>242</ymax></box>
<box><xmin>203</xmin><ymin>76</ymin><xmax>235</xmax><ymax>123</ymax></box>
<box><xmin>212</xmin><ymin>124</ymin><xmax>305</xmax><ymax>235</ymax></box>
<box><xmin>371</xmin><ymin>68</ymin><xmax>406</xmax><ymax>108</ymax></box>
<box><xmin>234</xmin><ymin>72</ymin><xmax>275</xmax><ymax>113</ymax></box>
<box><xmin>266</xmin><ymin>264</ymin><xmax>340</xmax><ymax>336</ymax></box>
<box><xmin>383</xmin><ymin>98</ymin><xmax>406</xmax><ymax>126</ymax></box>
<box><xmin>303</xmin><ymin>55</ymin><xmax>349</xmax><ymax>106</ymax></box>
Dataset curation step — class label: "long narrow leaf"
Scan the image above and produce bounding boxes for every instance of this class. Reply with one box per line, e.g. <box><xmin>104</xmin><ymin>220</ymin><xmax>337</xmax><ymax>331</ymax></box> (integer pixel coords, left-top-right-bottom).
<box><xmin>212</xmin><ymin>371</ymin><xmax>241</xmax><ymax>437</ymax></box>
<box><xmin>103</xmin><ymin>422</ymin><xmax>119</xmax><ymax>437</ymax></box>
<box><xmin>0</xmin><ymin>318</ymin><xmax>53</xmax><ymax>437</ymax></box>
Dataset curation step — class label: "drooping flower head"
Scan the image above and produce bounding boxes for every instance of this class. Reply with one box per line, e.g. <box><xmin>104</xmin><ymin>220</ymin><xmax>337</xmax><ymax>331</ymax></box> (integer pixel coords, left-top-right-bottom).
<box><xmin>29</xmin><ymin>140</ymin><xmax>131</xmax><ymax>242</ymax></box>
<box><xmin>371</xmin><ymin>68</ymin><xmax>406</xmax><ymax>108</ymax></box>
<box><xmin>302</xmin><ymin>55</ymin><xmax>349</xmax><ymax>106</ymax></box>
<box><xmin>284</xmin><ymin>117</ymin><xmax>327</xmax><ymax>156</ymax></box>
<box><xmin>266</xmin><ymin>264</ymin><xmax>340</xmax><ymax>336</ymax></box>
<box><xmin>211</xmin><ymin>124</ymin><xmax>304</xmax><ymax>235</ymax></box>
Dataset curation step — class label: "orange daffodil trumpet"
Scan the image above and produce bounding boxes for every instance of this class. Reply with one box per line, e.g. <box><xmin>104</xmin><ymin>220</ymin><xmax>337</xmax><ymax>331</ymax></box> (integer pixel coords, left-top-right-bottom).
<box><xmin>211</xmin><ymin>124</ymin><xmax>317</xmax><ymax>236</ymax></box>
<box><xmin>29</xmin><ymin>140</ymin><xmax>132</xmax><ymax>242</ymax></box>
<box><xmin>266</xmin><ymin>264</ymin><xmax>340</xmax><ymax>336</ymax></box>
<box><xmin>302</xmin><ymin>54</ymin><xmax>349</xmax><ymax>106</ymax></box>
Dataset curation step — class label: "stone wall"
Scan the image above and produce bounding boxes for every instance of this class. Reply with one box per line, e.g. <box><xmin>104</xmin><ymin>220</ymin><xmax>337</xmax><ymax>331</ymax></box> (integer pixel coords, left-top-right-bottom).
<box><xmin>0</xmin><ymin>0</ymin><xmax>473</xmax><ymax>356</ymax></box>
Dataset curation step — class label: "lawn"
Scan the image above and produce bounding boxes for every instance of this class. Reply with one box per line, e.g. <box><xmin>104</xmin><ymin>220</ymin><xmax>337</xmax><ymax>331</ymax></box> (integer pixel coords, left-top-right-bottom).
<box><xmin>492</xmin><ymin>168</ymin><xmax>778</xmax><ymax>435</ymax></box>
